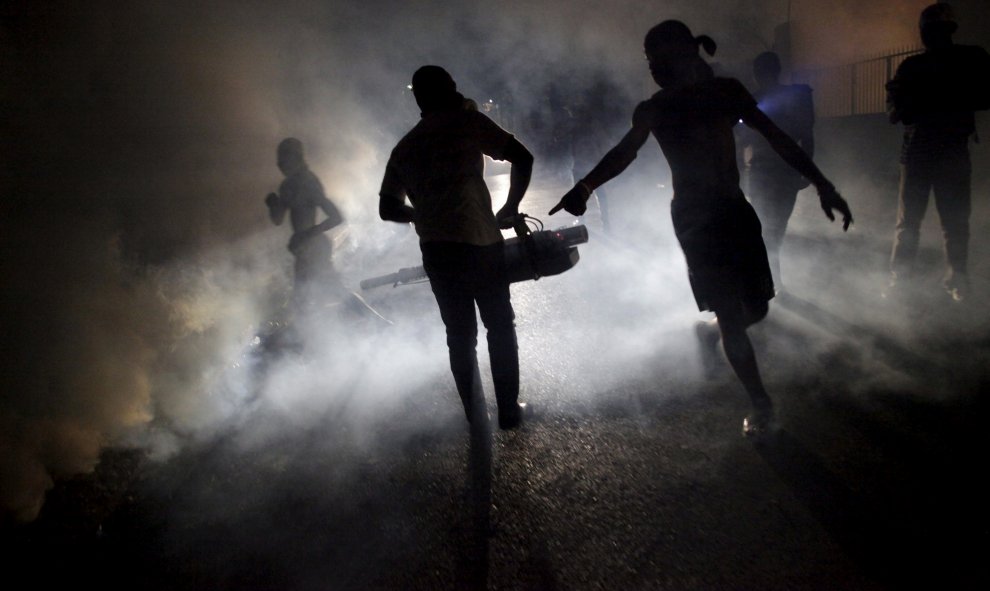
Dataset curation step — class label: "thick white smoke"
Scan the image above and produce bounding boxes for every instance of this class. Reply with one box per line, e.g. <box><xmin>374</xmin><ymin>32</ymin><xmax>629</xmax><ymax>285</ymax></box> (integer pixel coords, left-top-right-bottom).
<box><xmin>5</xmin><ymin>0</ymin><xmax>892</xmax><ymax>523</ymax></box>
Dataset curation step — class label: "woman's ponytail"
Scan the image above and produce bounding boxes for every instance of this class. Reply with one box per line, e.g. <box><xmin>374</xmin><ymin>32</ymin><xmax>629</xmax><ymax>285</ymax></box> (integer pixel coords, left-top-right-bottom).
<box><xmin>696</xmin><ymin>35</ymin><xmax>717</xmax><ymax>57</ymax></box>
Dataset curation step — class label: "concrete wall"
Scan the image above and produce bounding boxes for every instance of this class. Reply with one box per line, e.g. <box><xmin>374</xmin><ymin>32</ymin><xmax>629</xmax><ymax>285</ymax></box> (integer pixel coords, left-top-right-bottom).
<box><xmin>790</xmin><ymin>0</ymin><xmax>990</xmax><ymax>70</ymax></box>
<box><xmin>789</xmin><ymin>0</ymin><xmax>929</xmax><ymax>70</ymax></box>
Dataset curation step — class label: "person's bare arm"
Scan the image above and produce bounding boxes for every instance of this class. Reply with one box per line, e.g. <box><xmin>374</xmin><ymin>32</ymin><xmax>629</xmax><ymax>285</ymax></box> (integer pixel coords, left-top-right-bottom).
<box><xmin>265</xmin><ymin>192</ymin><xmax>287</xmax><ymax>225</ymax></box>
<box><xmin>549</xmin><ymin>104</ymin><xmax>651</xmax><ymax>216</ymax></box>
<box><xmin>313</xmin><ymin>196</ymin><xmax>343</xmax><ymax>232</ymax></box>
<box><xmin>886</xmin><ymin>60</ymin><xmax>912</xmax><ymax>125</ymax></box>
<box><xmin>378</xmin><ymin>163</ymin><xmax>416</xmax><ymax>224</ymax></box>
<box><xmin>494</xmin><ymin>137</ymin><xmax>534</xmax><ymax>227</ymax></box>
<box><xmin>288</xmin><ymin>196</ymin><xmax>344</xmax><ymax>252</ymax></box>
<box><xmin>743</xmin><ymin>106</ymin><xmax>852</xmax><ymax>230</ymax></box>
<box><xmin>379</xmin><ymin>193</ymin><xmax>415</xmax><ymax>224</ymax></box>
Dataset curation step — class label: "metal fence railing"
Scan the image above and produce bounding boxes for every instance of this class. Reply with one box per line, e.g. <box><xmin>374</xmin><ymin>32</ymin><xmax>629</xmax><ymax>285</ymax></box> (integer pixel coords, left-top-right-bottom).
<box><xmin>792</xmin><ymin>45</ymin><xmax>924</xmax><ymax>117</ymax></box>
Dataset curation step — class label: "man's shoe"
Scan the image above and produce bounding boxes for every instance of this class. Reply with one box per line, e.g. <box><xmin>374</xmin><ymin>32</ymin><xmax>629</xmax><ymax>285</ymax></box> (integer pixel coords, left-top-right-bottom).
<box><xmin>943</xmin><ymin>270</ymin><xmax>969</xmax><ymax>303</ymax></box>
<box><xmin>944</xmin><ymin>279</ymin><xmax>969</xmax><ymax>303</ymax></box>
<box><xmin>465</xmin><ymin>402</ymin><xmax>490</xmax><ymax>429</ymax></box>
<box><xmin>498</xmin><ymin>402</ymin><xmax>530</xmax><ymax>430</ymax></box>
<box><xmin>880</xmin><ymin>278</ymin><xmax>899</xmax><ymax>301</ymax></box>
<box><xmin>742</xmin><ymin>407</ymin><xmax>776</xmax><ymax>438</ymax></box>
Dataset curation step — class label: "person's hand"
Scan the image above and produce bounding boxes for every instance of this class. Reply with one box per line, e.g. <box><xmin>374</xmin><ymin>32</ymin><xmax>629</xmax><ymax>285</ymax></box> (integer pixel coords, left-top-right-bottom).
<box><xmin>265</xmin><ymin>192</ymin><xmax>280</xmax><ymax>209</ymax></box>
<box><xmin>495</xmin><ymin>203</ymin><xmax>520</xmax><ymax>229</ymax></box>
<box><xmin>548</xmin><ymin>183</ymin><xmax>591</xmax><ymax>216</ymax></box>
<box><xmin>818</xmin><ymin>184</ymin><xmax>853</xmax><ymax>231</ymax></box>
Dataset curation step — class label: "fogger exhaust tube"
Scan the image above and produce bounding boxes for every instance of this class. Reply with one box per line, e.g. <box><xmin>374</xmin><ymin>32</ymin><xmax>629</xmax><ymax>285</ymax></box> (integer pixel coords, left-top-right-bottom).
<box><xmin>359</xmin><ymin>266</ymin><xmax>429</xmax><ymax>289</ymax></box>
<box><xmin>360</xmin><ymin>224</ymin><xmax>589</xmax><ymax>290</ymax></box>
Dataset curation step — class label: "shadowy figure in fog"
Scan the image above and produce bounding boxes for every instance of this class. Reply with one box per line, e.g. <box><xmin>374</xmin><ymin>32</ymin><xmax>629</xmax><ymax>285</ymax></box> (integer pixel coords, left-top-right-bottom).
<box><xmin>266</xmin><ymin>138</ymin><xmax>344</xmax><ymax>312</ymax></box>
<box><xmin>379</xmin><ymin>66</ymin><xmax>534</xmax><ymax>430</ymax></box>
<box><xmin>885</xmin><ymin>3</ymin><xmax>990</xmax><ymax>303</ymax></box>
<box><xmin>569</xmin><ymin>76</ymin><xmax>625</xmax><ymax>233</ymax></box>
<box><xmin>737</xmin><ymin>51</ymin><xmax>816</xmax><ymax>292</ymax></box>
<box><xmin>550</xmin><ymin>20</ymin><xmax>852</xmax><ymax>437</ymax></box>
<box><xmin>524</xmin><ymin>81</ymin><xmax>572</xmax><ymax>179</ymax></box>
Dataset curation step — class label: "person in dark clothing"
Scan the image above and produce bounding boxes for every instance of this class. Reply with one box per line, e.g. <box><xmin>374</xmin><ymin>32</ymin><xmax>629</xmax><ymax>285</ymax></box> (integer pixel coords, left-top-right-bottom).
<box><xmin>550</xmin><ymin>20</ymin><xmax>852</xmax><ymax>437</ymax></box>
<box><xmin>886</xmin><ymin>2</ymin><xmax>990</xmax><ymax>302</ymax></box>
<box><xmin>266</xmin><ymin>138</ymin><xmax>344</xmax><ymax>312</ymax></box>
<box><xmin>737</xmin><ymin>51</ymin><xmax>816</xmax><ymax>291</ymax></box>
<box><xmin>569</xmin><ymin>76</ymin><xmax>625</xmax><ymax>234</ymax></box>
<box><xmin>379</xmin><ymin>65</ymin><xmax>534</xmax><ymax>429</ymax></box>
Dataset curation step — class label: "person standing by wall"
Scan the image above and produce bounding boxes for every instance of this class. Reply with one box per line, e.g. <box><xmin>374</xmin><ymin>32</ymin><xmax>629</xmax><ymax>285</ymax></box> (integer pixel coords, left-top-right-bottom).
<box><xmin>885</xmin><ymin>2</ymin><xmax>990</xmax><ymax>303</ymax></box>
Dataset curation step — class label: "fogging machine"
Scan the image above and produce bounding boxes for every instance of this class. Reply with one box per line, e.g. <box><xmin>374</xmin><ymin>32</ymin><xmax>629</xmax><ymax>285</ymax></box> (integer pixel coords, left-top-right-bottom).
<box><xmin>360</xmin><ymin>215</ymin><xmax>589</xmax><ymax>289</ymax></box>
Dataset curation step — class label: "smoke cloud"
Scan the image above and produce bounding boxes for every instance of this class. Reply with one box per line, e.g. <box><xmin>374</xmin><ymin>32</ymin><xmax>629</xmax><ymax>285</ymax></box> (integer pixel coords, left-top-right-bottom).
<box><xmin>7</xmin><ymin>0</ymin><xmax>983</xmax><ymax>527</ymax></box>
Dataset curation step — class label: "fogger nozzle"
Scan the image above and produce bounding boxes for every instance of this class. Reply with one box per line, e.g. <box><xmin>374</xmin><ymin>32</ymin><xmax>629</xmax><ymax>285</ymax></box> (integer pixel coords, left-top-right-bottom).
<box><xmin>360</xmin><ymin>223</ymin><xmax>589</xmax><ymax>290</ymax></box>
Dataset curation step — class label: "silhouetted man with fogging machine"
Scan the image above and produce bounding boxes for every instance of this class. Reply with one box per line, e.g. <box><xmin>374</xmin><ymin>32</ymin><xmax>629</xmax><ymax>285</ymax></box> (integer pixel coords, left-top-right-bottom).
<box><xmin>886</xmin><ymin>3</ymin><xmax>990</xmax><ymax>303</ymax></box>
<box><xmin>378</xmin><ymin>66</ymin><xmax>533</xmax><ymax>430</ymax></box>
<box><xmin>737</xmin><ymin>51</ymin><xmax>815</xmax><ymax>292</ymax></box>
<box><xmin>550</xmin><ymin>20</ymin><xmax>852</xmax><ymax>437</ymax></box>
<box><xmin>266</xmin><ymin>138</ymin><xmax>344</xmax><ymax>312</ymax></box>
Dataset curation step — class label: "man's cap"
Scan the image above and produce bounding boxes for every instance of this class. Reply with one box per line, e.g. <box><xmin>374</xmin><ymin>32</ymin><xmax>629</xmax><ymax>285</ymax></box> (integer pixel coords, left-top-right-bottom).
<box><xmin>412</xmin><ymin>66</ymin><xmax>456</xmax><ymax>96</ymax></box>
<box><xmin>277</xmin><ymin>137</ymin><xmax>303</xmax><ymax>157</ymax></box>
<box><xmin>920</xmin><ymin>3</ymin><xmax>957</xmax><ymax>30</ymax></box>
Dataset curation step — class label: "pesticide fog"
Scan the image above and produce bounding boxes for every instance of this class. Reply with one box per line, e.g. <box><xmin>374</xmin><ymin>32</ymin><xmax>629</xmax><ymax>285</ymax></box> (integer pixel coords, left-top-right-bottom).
<box><xmin>3</xmin><ymin>0</ymin><xmax>988</xmax><ymax>524</ymax></box>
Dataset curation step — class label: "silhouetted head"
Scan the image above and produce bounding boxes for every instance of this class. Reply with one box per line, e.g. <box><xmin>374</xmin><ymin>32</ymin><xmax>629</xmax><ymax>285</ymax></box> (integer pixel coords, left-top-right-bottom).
<box><xmin>411</xmin><ymin>65</ymin><xmax>464</xmax><ymax>116</ymax></box>
<box><xmin>277</xmin><ymin>137</ymin><xmax>305</xmax><ymax>176</ymax></box>
<box><xmin>919</xmin><ymin>3</ymin><xmax>957</xmax><ymax>49</ymax></box>
<box><xmin>753</xmin><ymin>51</ymin><xmax>781</xmax><ymax>90</ymax></box>
<box><xmin>643</xmin><ymin>20</ymin><xmax>717</xmax><ymax>88</ymax></box>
